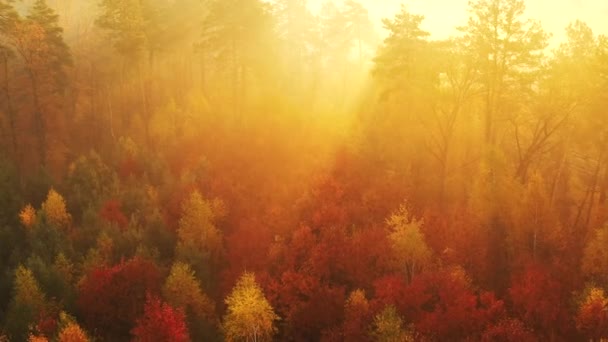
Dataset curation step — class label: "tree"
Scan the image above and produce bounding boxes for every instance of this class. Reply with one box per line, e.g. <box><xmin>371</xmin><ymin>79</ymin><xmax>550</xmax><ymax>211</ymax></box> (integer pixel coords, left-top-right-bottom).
<box><xmin>99</xmin><ymin>199</ymin><xmax>128</xmax><ymax>229</ymax></box>
<box><xmin>0</xmin><ymin>0</ymin><xmax>19</xmax><ymax>159</ymax></box>
<box><xmin>318</xmin><ymin>1</ymin><xmax>375</xmax><ymax>106</ymax></box>
<box><xmin>575</xmin><ymin>287</ymin><xmax>608</xmax><ymax>341</ymax></box>
<box><xmin>96</xmin><ymin>0</ymin><xmax>170</xmax><ymax>146</ymax></box>
<box><xmin>223</xmin><ymin>272</ymin><xmax>278</xmax><ymax>342</ymax></box>
<box><xmin>200</xmin><ymin>0</ymin><xmax>276</xmax><ymax>117</ymax></box>
<box><xmin>509</xmin><ymin>264</ymin><xmax>572</xmax><ymax>338</ymax></box>
<box><xmin>77</xmin><ymin>257</ymin><xmax>161</xmax><ymax>340</ymax></box>
<box><xmin>509</xmin><ymin>173</ymin><xmax>564</xmax><ymax>265</ymax></box>
<box><xmin>409</xmin><ymin>267</ymin><xmax>505</xmax><ymax>340</ymax></box>
<box><xmin>343</xmin><ymin>1</ymin><xmax>375</xmax><ymax>66</ymax></box>
<box><xmin>274</xmin><ymin>0</ymin><xmax>318</xmax><ymax>97</ymax></box>
<box><xmin>57</xmin><ymin>323</ymin><xmax>89</xmax><ymax>342</ymax></box>
<box><xmin>41</xmin><ymin>188</ymin><xmax>71</xmax><ymax>228</ymax></box>
<box><xmin>582</xmin><ymin>224</ymin><xmax>608</xmax><ymax>284</ymax></box>
<box><xmin>131</xmin><ymin>294</ymin><xmax>190</xmax><ymax>342</ymax></box>
<box><xmin>20</xmin><ymin>204</ymin><xmax>37</xmax><ymax>229</ymax></box>
<box><xmin>342</xmin><ymin>289</ymin><xmax>371</xmax><ymax>341</ymax></box>
<box><xmin>386</xmin><ymin>205</ymin><xmax>432</xmax><ymax>283</ymax></box>
<box><xmin>373</xmin><ymin>5</ymin><xmax>431</xmax><ymax>100</ymax></box>
<box><xmin>28</xmin><ymin>335</ymin><xmax>48</xmax><ymax>342</ymax></box>
<box><xmin>460</xmin><ymin>0</ymin><xmax>548</xmax><ymax>146</ymax></box>
<box><xmin>96</xmin><ymin>0</ymin><xmax>146</xmax><ymax>56</ymax></box>
<box><xmin>481</xmin><ymin>318</ymin><xmax>536</xmax><ymax>342</ymax></box>
<box><xmin>4</xmin><ymin>266</ymin><xmax>47</xmax><ymax>341</ymax></box>
<box><xmin>56</xmin><ymin>312</ymin><xmax>89</xmax><ymax>342</ymax></box>
<box><xmin>7</xmin><ymin>0</ymin><xmax>72</xmax><ymax>166</ymax></box>
<box><xmin>162</xmin><ymin>262</ymin><xmax>216</xmax><ymax>339</ymax></box>
<box><xmin>175</xmin><ymin>190</ymin><xmax>222</xmax><ymax>282</ymax></box>
<box><xmin>369</xmin><ymin>305</ymin><xmax>413</xmax><ymax>342</ymax></box>
<box><xmin>576</xmin><ymin>286</ymin><xmax>608</xmax><ymax>341</ymax></box>
<box><xmin>65</xmin><ymin>151</ymin><xmax>115</xmax><ymax>216</ymax></box>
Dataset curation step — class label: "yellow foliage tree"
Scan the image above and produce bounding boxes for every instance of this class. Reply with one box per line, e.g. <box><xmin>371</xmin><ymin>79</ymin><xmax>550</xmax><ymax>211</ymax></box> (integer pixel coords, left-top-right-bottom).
<box><xmin>176</xmin><ymin>190</ymin><xmax>222</xmax><ymax>262</ymax></box>
<box><xmin>27</xmin><ymin>335</ymin><xmax>48</xmax><ymax>342</ymax></box>
<box><xmin>5</xmin><ymin>266</ymin><xmax>47</xmax><ymax>340</ymax></box>
<box><xmin>19</xmin><ymin>204</ymin><xmax>36</xmax><ymax>228</ymax></box>
<box><xmin>41</xmin><ymin>188</ymin><xmax>71</xmax><ymax>228</ymax></box>
<box><xmin>575</xmin><ymin>287</ymin><xmax>608</xmax><ymax>340</ymax></box>
<box><xmin>387</xmin><ymin>204</ymin><xmax>432</xmax><ymax>283</ymax></box>
<box><xmin>13</xmin><ymin>265</ymin><xmax>46</xmax><ymax>311</ymax></box>
<box><xmin>582</xmin><ymin>224</ymin><xmax>608</xmax><ymax>284</ymax></box>
<box><xmin>57</xmin><ymin>312</ymin><xmax>89</xmax><ymax>342</ymax></box>
<box><xmin>223</xmin><ymin>272</ymin><xmax>278</xmax><ymax>342</ymax></box>
<box><xmin>163</xmin><ymin>262</ymin><xmax>216</xmax><ymax>323</ymax></box>
<box><xmin>370</xmin><ymin>305</ymin><xmax>413</xmax><ymax>342</ymax></box>
<box><xmin>57</xmin><ymin>322</ymin><xmax>89</xmax><ymax>342</ymax></box>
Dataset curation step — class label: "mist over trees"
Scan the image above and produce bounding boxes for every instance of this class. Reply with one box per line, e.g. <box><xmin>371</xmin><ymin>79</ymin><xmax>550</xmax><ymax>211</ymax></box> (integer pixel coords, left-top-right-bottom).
<box><xmin>1</xmin><ymin>0</ymin><xmax>608</xmax><ymax>340</ymax></box>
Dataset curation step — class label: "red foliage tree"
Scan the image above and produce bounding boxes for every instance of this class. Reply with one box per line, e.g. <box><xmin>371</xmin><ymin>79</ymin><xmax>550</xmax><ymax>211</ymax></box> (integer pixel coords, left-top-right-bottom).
<box><xmin>77</xmin><ymin>257</ymin><xmax>161</xmax><ymax>340</ymax></box>
<box><xmin>509</xmin><ymin>264</ymin><xmax>574</xmax><ymax>339</ymax></box>
<box><xmin>99</xmin><ymin>199</ymin><xmax>129</xmax><ymax>229</ymax></box>
<box><xmin>407</xmin><ymin>268</ymin><xmax>505</xmax><ymax>340</ymax></box>
<box><xmin>371</xmin><ymin>275</ymin><xmax>412</xmax><ymax>315</ymax></box>
<box><xmin>481</xmin><ymin>318</ymin><xmax>537</xmax><ymax>342</ymax></box>
<box><xmin>131</xmin><ymin>294</ymin><xmax>190</xmax><ymax>342</ymax></box>
<box><xmin>342</xmin><ymin>289</ymin><xmax>373</xmax><ymax>342</ymax></box>
<box><xmin>266</xmin><ymin>270</ymin><xmax>345</xmax><ymax>341</ymax></box>
<box><xmin>118</xmin><ymin>156</ymin><xmax>143</xmax><ymax>180</ymax></box>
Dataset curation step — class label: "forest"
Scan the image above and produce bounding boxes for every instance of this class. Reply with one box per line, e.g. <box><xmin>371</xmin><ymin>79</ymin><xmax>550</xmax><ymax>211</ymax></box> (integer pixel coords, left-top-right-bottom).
<box><xmin>0</xmin><ymin>0</ymin><xmax>607</xmax><ymax>341</ymax></box>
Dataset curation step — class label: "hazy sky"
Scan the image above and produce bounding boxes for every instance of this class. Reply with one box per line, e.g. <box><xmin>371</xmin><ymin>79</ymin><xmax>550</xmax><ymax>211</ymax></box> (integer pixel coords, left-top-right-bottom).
<box><xmin>308</xmin><ymin>0</ymin><xmax>608</xmax><ymax>46</ymax></box>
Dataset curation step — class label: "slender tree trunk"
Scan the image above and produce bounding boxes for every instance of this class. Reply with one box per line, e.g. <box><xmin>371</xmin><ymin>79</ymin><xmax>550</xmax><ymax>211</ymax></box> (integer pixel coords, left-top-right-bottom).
<box><xmin>1</xmin><ymin>51</ymin><xmax>18</xmax><ymax>159</ymax></box>
<box><xmin>599</xmin><ymin>162</ymin><xmax>608</xmax><ymax>204</ymax></box>
<box><xmin>106</xmin><ymin>87</ymin><xmax>116</xmax><ymax>142</ymax></box>
<box><xmin>138</xmin><ymin>62</ymin><xmax>151</xmax><ymax>148</ymax></box>
<box><xmin>28</xmin><ymin>70</ymin><xmax>46</xmax><ymax>167</ymax></box>
<box><xmin>549</xmin><ymin>138</ymin><xmax>570</xmax><ymax>210</ymax></box>
<box><xmin>583</xmin><ymin>153</ymin><xmax>603</xmax><ymax>231</ymax></box>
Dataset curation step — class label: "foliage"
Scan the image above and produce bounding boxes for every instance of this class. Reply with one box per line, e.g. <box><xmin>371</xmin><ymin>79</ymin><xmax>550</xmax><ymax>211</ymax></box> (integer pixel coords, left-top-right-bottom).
<box><xmin>162</xmin><ymin>261</ymin><xmax>216</xmax><ymax>339</ymax></box>
<box><xmin>582</xmin><ymin>225</ymin><xmax>608</xmax><ymax>284</ymax></box>
<box><xmin>223</xmin><ymin>272</ymin><xmax>278</xmax><ymax>342</ymax></box>
<box><xmin>77</xmin><ymin>257</ymin><xmax>161</xmax><ymax>340</ymax></box>
<box><xmin>4</xmin><ymin>266</ymin><xmax>47</xmax><ymax>341</ymax></box>
<box><xmin>575</xmin><ymin>287</ymin><xmax>608</xmax><ymax>340</ymax></box>
<box><xmin>369</xmin><ymin>305</ymin><xmax>413</xmax><ymax>342</ymax></box>
<box><xmin>387</xmin><ymin>204</ymin><xmax>432</xmax><ymax>283</ymax></box>
<box><xmin>41</xmin><ymin>188</ymin><xmax>71</xmax><ymax>229</ymax></box>
<box><xmin>131</xmin><ymin>294</ymin><xmax>190</xmax><ymax>342</ymax></box>
<box><xmin>0</xmin><ymin>0</ymin><xmax>607</xmax><ymax>341</ymax></box>
<box><xmin>19</xmin><ymin>204</ymin><xmax>37</xmax><ymax>229</ymax></box>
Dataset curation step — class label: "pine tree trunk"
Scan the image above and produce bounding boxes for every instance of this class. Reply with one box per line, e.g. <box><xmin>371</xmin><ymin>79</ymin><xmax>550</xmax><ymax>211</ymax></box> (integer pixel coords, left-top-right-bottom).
<box><xmin>28</xmin><ymin>70</ymin><xmax>46</xmax><ymax>167</ymax></box>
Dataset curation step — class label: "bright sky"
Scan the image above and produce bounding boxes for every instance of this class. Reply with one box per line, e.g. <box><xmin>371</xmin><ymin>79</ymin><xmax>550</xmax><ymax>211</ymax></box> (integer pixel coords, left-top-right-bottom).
<box><xmin>308</xmin><ymin>0</ymin><xmax>608</xmax><ymax>46</ymax></box>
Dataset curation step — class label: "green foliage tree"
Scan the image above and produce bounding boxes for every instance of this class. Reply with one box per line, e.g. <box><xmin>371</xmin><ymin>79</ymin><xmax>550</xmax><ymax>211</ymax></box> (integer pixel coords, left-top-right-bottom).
<box><xmin>65</xmin><ymin>151</ymin><xmax>116</xmax><ymax>217</ymax></box>
<box><xmin>163</xmin><ymin>262</ymin><xmax>217</xmax><ymax>340</ymax></box>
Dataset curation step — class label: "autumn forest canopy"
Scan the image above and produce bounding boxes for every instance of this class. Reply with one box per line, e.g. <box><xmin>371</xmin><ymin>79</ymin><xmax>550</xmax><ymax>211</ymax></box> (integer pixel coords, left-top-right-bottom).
<box><xmin>0</xmin><ymin>0</ymin><xmax>608</xmax><ymax>341</ymax></box>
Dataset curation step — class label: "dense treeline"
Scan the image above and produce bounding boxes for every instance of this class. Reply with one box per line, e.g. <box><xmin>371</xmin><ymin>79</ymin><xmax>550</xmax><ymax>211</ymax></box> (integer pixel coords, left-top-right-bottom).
<box><xmin>0</xmin><ymin>0</ymin><xmax>607</xmax><ymax>341</ymax></box>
